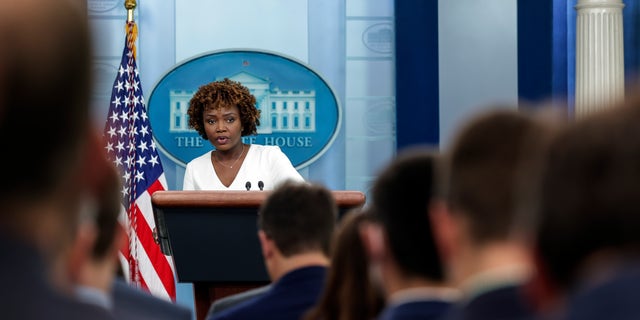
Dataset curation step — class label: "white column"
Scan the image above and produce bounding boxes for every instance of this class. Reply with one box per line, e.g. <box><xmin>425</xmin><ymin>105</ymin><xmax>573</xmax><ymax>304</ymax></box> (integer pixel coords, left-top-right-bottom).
<box><xmin>575</xmin><ymin>0</ymin><xmax>625</xmax><ymax>118</ymax></box>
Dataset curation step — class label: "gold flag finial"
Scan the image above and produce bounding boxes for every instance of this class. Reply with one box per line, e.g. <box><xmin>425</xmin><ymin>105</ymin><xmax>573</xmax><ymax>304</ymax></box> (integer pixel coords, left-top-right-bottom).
<box><xmin>125</xmin><ymin>0</ymin><xmax>136</xmax><ymax>22</ymax></box>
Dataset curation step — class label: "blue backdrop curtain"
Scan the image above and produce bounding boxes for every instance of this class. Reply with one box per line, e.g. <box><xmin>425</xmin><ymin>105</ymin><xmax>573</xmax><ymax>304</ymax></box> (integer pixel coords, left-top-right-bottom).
<box><xmin>394</xmin><ymin>0</ymin><xmax>439</xmax><ymax>150</ymax></box>
<box><xmin>624</xmin><ymin>0</ymin><xmax>640</xmax><ymax>81</ymax></box>
<box><xmin>517</xmin><ymin>0</ymin><xmax>570</xmax><ymax>111</ymax></box>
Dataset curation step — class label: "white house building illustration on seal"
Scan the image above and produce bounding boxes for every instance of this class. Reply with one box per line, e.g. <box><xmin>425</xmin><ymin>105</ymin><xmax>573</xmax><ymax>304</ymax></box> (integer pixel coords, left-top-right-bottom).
<box><xmin>168</xmin><ymin>72</ymin><xmax>316</xmax><ymax>134</ymax></box>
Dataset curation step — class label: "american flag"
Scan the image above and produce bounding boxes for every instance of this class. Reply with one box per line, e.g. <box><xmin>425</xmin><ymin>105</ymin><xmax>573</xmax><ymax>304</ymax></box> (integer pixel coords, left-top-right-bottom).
<box><xmin>103</xmin><ymin>21</ymin><xmax>177</xmax><ymax>301</ymax></box>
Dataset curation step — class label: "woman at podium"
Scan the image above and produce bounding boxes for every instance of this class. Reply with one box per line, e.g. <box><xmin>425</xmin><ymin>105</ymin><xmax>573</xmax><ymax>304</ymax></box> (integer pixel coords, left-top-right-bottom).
<box><xmin>182</xmin><ymin>78</ymin><xmax>304</xmax><ymax>191</ymax></box>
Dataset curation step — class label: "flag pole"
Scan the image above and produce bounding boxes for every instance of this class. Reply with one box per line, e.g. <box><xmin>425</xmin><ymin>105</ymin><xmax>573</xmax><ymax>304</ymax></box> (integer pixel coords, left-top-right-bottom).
<box><xmin>125</xmin><ymin>0</ymin><xmax>136</xmax><ymax>23</ymax></box>
<box><xmin>124</xmin><ymin>0</ymin><xmax>138</xmax><ymax>62</ymax></box>
<box><xmin>123</xmin><ymin>0</ymin><xmax>140</xmax><ymax>289</ymax></box>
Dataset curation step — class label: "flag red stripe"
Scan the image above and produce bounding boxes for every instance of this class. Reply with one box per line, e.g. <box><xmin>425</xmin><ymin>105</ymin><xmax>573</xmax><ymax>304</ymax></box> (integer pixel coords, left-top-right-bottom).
<box><xmin>147</xmin><ymin>178</ymin><xmax>165</xmax><ymax>194</ymax></box>
<box><xmin>119</xmin><ymin>233</ymin><xmax>131</xmax><ymax>261</ymax></box>
<box><xmin>138</xmin><ymin>275</ymin><xmax>149</xmax><ymax>292</ymax></box>
<box><xmin>132</xmin><ymin>201</ymin><xmax>177</xmax><ymax>299</ymax></box>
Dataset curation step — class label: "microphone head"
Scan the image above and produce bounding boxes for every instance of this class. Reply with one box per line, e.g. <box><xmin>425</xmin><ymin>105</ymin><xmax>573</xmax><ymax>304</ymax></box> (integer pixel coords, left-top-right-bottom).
<box><xmin>245</xmin><ymin>181</ymin><xmax>252</xmax><ymax>190</ymax></box>
<box><xmin>258</xmin><ymin>181</ymin><xmax>264</xmax><ymax>190</ymax></box>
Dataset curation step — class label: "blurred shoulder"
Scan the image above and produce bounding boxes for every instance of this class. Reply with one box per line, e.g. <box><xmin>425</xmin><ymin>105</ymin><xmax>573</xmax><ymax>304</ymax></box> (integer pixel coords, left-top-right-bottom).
<box><xmin>112</xmin><ymin>279</ymin><xmax>192</xmax><ymax>320</ymax></box>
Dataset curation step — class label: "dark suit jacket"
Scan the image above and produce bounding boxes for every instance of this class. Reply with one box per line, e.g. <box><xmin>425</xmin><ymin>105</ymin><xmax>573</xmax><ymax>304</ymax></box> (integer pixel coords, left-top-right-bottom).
<box><xmin>112</xmin><ymin>278</ymin><xmax>193</xmax><ymax>320</ymax></box>
<box><xmin>0</xmin><ymin>235</ymin><xmax>114</xmax><ymax>320</ymax></box>
<box><xmin>378</xmin><ymin>299</ymin><xmax>453</xmax><ymax>320</ymax></box>
<box><xmin>207</xmin><ymin>284</ymin><xmax>272</xmax><ymax>317</ymax></box>
<box><xmin>440</xmin><ymin>284</ymin><xmax>535</xmax><ymax>320</ymax></box>
<box><xmin>565</xmin><ymin>264</ymin><xmax>640</xmax><ymax>320</ymax></box>
<box><xmin>206</xmin><ymin>266</ymin><xmax>327</xmax><ymax>320</ymax></box>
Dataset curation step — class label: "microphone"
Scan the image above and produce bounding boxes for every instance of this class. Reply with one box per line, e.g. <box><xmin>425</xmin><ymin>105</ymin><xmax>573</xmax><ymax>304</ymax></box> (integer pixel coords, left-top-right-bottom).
<box><xmin>258</xmin><ymin>181</ymin><xmax>264</xmax><ymax>191</ymax></box>
<box><xmin>245</xmin><ymin>181</ymin><xmax>251</xmax><ymax>191</ymax></box>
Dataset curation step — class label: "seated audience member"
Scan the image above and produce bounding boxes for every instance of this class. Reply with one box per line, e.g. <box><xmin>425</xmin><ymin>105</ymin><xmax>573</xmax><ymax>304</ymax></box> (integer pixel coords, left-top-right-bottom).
<box><xmin>431</xmin><ymin>108</ymin><xmax>555</xmax><ymax>320</ymax></box>
<box><xmin>64</xmin><ymin>135</ymin><xmax>122</xmax><ymax>304</ymax></box>
<box><xmin>303</xmin><ymin>208</ymin><xmax>385</xmax><ymax>320</ymax></box>
<box><xmin>361</xmin><ymin>148</ymin><xmax>459</xmax><ymax>320</ymax></box>
<box><xmin>111</xmin><ymin>277</ymin><xmax>193</xmax><ymax>320</ymax></box>
<box><xmin>527</xmin><ymin>97</ymin><xmax>640</xmax><ymax>320</ymax></box>
<box><xmin>0</xmin><ymin>0</ymin><xmax>112</xmax><ymax>319</ymax></box>
<box><xmin>207</xmin><ymin>181</ymin><xmax>337</xmax><ymax>320</ymax></box>
<box><xmin>69</xmin><ymin>150</ymin><xmax>192</xmax><ymax>320</ymax></box>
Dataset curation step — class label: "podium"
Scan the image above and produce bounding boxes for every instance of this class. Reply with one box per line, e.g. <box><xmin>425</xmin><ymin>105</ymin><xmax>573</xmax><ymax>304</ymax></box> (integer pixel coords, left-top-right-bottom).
<box><xmin>151</xmin><ymin>190</ymin><xmax>366</xmax><ymax>320</ymax></box>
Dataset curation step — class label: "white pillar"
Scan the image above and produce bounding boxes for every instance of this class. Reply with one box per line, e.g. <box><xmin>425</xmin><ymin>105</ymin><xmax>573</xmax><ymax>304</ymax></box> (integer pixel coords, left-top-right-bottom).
<box><xmin>575</xmin><ymin>0</ymin><xmax>625</xmax><ymax>118</ymax></box>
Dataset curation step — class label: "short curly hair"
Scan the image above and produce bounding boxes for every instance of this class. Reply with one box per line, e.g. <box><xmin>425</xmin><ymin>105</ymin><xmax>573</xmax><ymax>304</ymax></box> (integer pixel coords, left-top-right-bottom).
<box><xmin>187</xmin><ymin>78</ymin><xmax>261</xmax><ymax>140</ymax></box>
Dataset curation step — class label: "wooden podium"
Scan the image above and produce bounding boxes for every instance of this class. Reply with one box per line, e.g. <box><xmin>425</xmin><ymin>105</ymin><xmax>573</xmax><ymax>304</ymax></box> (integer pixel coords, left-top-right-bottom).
<box><xmin>151</xmin><ymin>190</ymin><xmax>366</xmax><ymax>320</ymax></box>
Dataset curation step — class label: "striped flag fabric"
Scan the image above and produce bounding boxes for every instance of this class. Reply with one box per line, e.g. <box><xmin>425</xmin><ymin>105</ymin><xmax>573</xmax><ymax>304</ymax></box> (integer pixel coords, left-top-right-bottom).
<box><xmin>103</xmin><ymin>21</ymin><xmax>177</xmax><ymax>301</ymax></box>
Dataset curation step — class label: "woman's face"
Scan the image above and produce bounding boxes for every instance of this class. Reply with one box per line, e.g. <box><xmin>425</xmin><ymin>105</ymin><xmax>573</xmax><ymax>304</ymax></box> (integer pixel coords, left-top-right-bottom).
<box><xmin>203</xmin><ymin>103</ymin><xmax>243</xmax><ymax>151</ymax></box>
